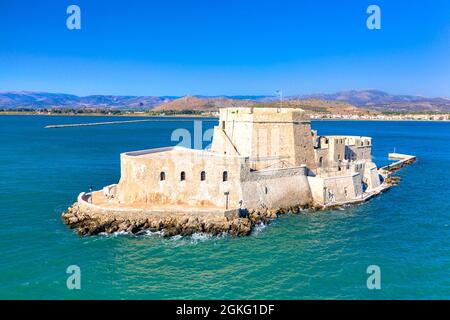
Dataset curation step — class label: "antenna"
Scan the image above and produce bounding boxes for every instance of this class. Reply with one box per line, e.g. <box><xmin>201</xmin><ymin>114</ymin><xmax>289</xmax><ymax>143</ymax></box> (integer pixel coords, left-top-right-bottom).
<box><xmin>275</xmin><ymin>89</ymin><xmax>282</xmax><ymax>112</ymax></box>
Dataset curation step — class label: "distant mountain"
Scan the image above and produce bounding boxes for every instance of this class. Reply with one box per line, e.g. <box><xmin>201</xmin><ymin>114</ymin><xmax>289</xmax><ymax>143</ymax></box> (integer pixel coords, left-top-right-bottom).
<box><xmin>1</xmin><ymin>90</ymin><xmax>449</xmax><ymax>113</ymax></box>
<box><xmin>0</xmin><ymin>91</ymin><xmax>177</xmax><ymax>109</ymax></box>
<box><xmin>296</xmin><ymin>90</ymin><xmax>450</xmax><ymax>112</ymax></box>
<box><xmin>0</xmin><ymin>91</ymin><xmax>79</xmax><ymax>108</ymax></box>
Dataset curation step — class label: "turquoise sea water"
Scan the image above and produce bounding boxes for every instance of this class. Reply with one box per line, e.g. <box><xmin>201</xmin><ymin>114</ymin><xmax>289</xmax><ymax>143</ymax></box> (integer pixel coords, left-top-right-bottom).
<box><xmin>0</xmin><ymin>115</ymin><xmax>448</xmax><ymax>299</ymax></box>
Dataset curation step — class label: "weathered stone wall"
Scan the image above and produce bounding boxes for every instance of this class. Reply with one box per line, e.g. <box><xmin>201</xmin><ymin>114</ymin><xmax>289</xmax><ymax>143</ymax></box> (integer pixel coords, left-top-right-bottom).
<box><xmin>313</xmin><ymin>135</ymin><xmax>373</xmax><ymax>173</ymax></box>
<box><xmin>240</xmin><ymin>166</ymin><xmax>312</xmax><ymax>210</ymax></box>
<box><xmin>211</xmin><ymin>107</ymin><xmax>316</xmax><ymax>170</ymax></box>
<box><xmin>116</xmin><ymin>147</ymin><xmax>247</xmax><ymax>209</ymax></box>
<box><xmin>363</xmin><ymin>162</ymin><xmax>381</xmax><ymax>190</ymax></box>
<box><xmin>308</xmin><ymin>172</ymin><xmax>363</xmax><ymax>206</ymax></box>
<box><xmin>116</xmin><ymin>146</ymin><xmax>315</xmax><ymax>211</ymax></box>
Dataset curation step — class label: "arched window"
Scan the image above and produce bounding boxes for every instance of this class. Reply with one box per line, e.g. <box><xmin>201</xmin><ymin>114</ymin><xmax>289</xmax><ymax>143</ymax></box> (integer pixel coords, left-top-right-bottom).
<box><xmin>180</xmin><ymin>171</ymin><xmax>186</xmax><ymax>181</ymax></box>
<box><xmin>160</xmin><ymin>172</ymin><xmax>165</xmax><ymax>181</ymax></box>
<box><xmin>319</xmin><ymin>157</ymin><xmax>323</xmax><ymax>167</ymax></box>
<box><xmin>200</xmin><ymin>171</ymin><xmax>206</xmax><ymax>181</ymax></box>
<box><xmin>222</xmin><ymin>171</ymin><xmax>228</xmax><ymax>182</ymax></box>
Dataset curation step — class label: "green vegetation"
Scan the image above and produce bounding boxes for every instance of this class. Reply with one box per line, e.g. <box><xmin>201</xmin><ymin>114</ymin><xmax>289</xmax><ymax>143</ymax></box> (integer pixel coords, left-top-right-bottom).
<box><xmin>0</xmin><ymin>107</ymin><xmax>127</xmax><ymax>115</ymax></box>
<box><xmin>0</xmin><ymin>107</ymin><xmax>214</xmax><ymax>117</ymax></box>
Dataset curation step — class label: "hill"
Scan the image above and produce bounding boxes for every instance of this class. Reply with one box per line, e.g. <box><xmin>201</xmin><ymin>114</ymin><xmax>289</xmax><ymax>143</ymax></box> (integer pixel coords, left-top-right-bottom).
<box><xmin>152</xmin><ymin>96</ymin><xmax>256</xmax><ymax>112</ymax></box>
<box><xmin>1</xmin><ymin>90</ymin><xmax>449</xmax><ymax>113</ymax></box>
<box><xmin>254</xmin><ymin>99</ymin><xmax>366</xmax><ymax>115</ymax></box>
<box><xmin>297</xmin><ymin>90</ymin><xmax>450</xmax><ymax>112</ymax></box>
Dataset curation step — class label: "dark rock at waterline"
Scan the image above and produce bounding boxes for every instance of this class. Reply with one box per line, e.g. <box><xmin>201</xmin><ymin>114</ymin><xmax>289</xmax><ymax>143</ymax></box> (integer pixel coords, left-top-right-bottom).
<box><xmin>61</xmin><ymin>202</ymin><xmax>318</xmax><ymax>237</ymax></box>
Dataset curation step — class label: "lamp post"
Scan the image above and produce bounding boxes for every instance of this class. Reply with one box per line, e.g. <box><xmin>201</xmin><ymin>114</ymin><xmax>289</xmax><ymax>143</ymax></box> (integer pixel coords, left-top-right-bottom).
<box><xmin>224</xmin><ymin>191</ymin><xmax>229</xmax><ymax>210</ymax></box>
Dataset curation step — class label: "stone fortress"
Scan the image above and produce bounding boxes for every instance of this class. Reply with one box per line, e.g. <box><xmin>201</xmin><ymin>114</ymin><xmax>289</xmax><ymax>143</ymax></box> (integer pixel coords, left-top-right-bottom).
<box><xmin>62</xmin><ymin>107</ymin><xmax>415</xmax><ymax>236</ymax></box>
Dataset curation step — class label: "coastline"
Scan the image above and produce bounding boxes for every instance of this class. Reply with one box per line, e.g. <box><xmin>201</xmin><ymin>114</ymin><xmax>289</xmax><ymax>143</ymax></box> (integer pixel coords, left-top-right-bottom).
<box><xmin>1</xmin><ymin>112</ymin><xmax>449</xmax><ymax>121</ymax></box>
<box><xmin>0</xmin><ymin>112</ymin><xmax>214</xmax><ymax>118</ymax></box>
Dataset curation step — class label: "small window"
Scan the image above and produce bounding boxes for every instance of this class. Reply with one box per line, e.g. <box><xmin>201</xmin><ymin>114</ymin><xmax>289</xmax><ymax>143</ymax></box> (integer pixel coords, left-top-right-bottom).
<box><xmin>180</xmin><ymin>171</ymin><xmax>186</xmax><ymax>181</ymax></box>
<box><xmin>319</xmin><ymin>157</ymin><xmax>323</xmax><ymax>167</ymax></box>
<box><xmin>222</xmin><ymin>171</ymin><xmax>228</xmax><ymax>182</ymax></box>
<box><xmin>160</xmin><ymin>172</ymin><xmax>165</xmax><ymax>181</ymax></box>
<box><xmin>200</xmin><ymin>171</ymin><xmax>206</xmax><ymax>181</ymax></box>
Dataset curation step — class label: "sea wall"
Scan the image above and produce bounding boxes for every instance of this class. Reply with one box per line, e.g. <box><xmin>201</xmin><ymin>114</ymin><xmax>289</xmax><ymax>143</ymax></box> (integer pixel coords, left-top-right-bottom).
<box><xmin>240</xmin><ymin>166</ymin><xmax>313</xmax><ymax>210</ymax></box>
<box><xmin>308</xmin><ymin>172</ymin><xmax>363</xmax><ymax>206</ymax></box>
<box><xmin>211</xmin><ymin>107</ymin><xmax>316</xmax><ymax>170</ymax></box>
<box><xmin>116</xmin><ymin>148</ymin><xmax>247</xmax><ymax>209</ymax></box>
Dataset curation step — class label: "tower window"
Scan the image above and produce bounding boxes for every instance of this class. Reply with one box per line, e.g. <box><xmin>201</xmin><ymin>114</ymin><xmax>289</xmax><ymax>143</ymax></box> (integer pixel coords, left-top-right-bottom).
<box><xmin>160</xmin><ymin>172</ymin><xmax>166</xmax><ymax>181</ymax></box>
<box><xmin>180</xmin><ymin>171</ymin><xmax>186</xmax><ymax>181</ymax></box>
<box><xmin>222</xmin><ymin>171</ymin><xmax>228</xmax><ymax>182</ymax></box>
<box><xmin>200</xmin><ymin>171</ymin><xmax>206</xmax><ymax>181</ymax></box>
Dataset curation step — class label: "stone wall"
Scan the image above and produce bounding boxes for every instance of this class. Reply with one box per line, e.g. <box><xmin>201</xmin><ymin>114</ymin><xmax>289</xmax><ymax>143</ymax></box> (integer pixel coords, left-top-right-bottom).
<box><xmin>116</xmin><ymin>147</ymin><xmax>248</xmax><ymax>209</ymax></box>
<box><xmin>211</xmin><ymin>107</ymin><xmax>316</xmax><ymax>170</ymax></box>
<box><xmin>240</xmin><ymin>166</ymin><xmax>312</xmax><ymax>210</ymax></box>
<box><xmin>363</xmin><ymin>162</ymin><xmax>381</xmax><ymax>190</ymax></box>
<box><xmin>308</xmin><ymin>172</ymin><xmax>363</xmax><ymax>206</ymax></box>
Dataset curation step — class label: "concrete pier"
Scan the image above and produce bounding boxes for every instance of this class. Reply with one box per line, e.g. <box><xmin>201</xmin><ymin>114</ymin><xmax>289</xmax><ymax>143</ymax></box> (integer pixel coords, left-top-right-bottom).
<box><xmin>45</xmin><ymin>118</ymin><xmax>217</xmax><ymax>129</ymax></box>
<box><xmin>381</xmin><ymin>153</ymin><xmax>417</xmax><ymax>173</ymax></box>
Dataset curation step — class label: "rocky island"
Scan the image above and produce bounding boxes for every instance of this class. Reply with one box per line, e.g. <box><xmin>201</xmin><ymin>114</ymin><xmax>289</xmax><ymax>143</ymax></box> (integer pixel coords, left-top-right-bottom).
<box><xmin>62</xmin><ymin>107</ymin><xmax>416</xmax><ymax>236</ymax></box>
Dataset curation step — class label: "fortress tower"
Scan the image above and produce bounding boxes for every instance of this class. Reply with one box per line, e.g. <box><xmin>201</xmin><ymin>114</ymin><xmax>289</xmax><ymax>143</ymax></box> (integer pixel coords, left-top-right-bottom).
<box><xmin>210</xmin><ymin>107</ymin><xmax>316</xmax><ymax>170</ymax></box>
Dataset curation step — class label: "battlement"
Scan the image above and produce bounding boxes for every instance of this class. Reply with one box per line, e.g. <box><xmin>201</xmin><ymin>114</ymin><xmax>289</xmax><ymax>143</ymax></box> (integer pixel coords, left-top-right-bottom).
<box><xmin>212</xmin><ymin>107</ymin><xmax>316</xmax><ymax>170</ymax></box>
<box><xmin>218</xmin><ymin>107</ymin><xmax>310</xmax><ymax>123</ymax></box>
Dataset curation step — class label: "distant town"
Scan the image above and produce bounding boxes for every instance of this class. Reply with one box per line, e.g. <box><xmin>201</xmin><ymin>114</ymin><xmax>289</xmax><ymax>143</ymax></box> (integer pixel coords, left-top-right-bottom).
<box><xmin>2</xmin><ymin>107</ymin><xmax>449</xmax><ymax>122</ymax></box>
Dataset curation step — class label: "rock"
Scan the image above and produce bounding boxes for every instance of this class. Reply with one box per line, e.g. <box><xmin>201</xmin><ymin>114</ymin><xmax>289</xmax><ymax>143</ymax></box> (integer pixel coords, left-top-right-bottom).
<box><xmin>62</xmin><ymin>201</ymin><xmax>270</xmax><ymax>238</ymax></box>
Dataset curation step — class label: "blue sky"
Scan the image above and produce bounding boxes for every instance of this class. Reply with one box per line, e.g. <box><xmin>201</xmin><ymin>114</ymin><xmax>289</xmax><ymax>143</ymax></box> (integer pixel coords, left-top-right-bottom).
<box><xmin>0</xmin><ymin>0</ymin><xmax>449</xmax><ymax>97</ymax></box>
